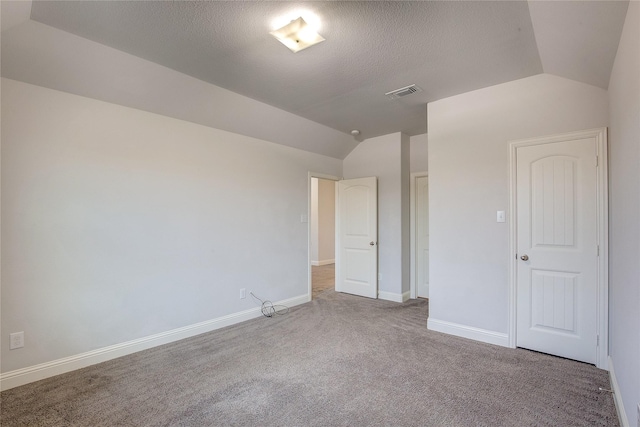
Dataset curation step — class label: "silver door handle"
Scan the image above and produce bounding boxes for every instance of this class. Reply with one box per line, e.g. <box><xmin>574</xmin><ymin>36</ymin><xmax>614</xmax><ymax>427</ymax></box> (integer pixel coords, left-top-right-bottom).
<box><xmin>370</xmin><ymin>241</ymin><xmax>376</xmax><ymax>246</ymax></box>
<box><xmin>520</xmin><ymin>254</ymin><xmax>529</xmax><ymax>261</ymax></box>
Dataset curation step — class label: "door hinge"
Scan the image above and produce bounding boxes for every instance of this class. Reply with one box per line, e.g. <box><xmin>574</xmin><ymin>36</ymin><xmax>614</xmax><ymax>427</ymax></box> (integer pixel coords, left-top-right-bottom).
<box><xmin>595</xmin><ymin>156</ymin><xmax>599</xmax><ymax>167</ymax></box>
<box><xmin>597</xmin><ymin>334</ymin><xmax>600</xmax><ymax>346</ymax></box>
<box><xmin>597</xmin><ymin>245</ymin><xmax>600</xmax><ymax>256</ymax></box>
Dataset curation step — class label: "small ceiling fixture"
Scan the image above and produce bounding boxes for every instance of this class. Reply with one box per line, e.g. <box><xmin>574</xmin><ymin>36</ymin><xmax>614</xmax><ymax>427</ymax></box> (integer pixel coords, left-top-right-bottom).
<box><xmin>270</xmin><ymin>17</ymin><xmax>325</xmax><ymax>53</ymax></box>
<box><xmin>350</xmin><ymin>130</ymin><xmax>361</xmax><ymax>136</ymax></box>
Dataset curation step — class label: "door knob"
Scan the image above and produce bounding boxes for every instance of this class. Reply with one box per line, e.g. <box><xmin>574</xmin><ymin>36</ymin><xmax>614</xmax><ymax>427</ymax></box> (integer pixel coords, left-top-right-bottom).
<box><xmin>370</xmin><ymin>241</ymin><xmax>376</xmax><ymax>246</ymax></box>
<box><xmin>520</xmin><ymin>254</ymin><xmax>529</xmax><ymax>261</ymax></box>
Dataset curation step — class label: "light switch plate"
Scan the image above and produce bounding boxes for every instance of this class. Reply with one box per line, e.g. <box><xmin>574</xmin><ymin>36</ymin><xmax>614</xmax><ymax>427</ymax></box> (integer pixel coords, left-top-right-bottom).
<box><xmin>497</xmin><ymin>210</ymin><xmax>506</xmax><ymax>223</ymax></box>
<box><xmin>300</xmin><ymin>214</ymin><xmax>308</xmax><ymax>223</ymax></box>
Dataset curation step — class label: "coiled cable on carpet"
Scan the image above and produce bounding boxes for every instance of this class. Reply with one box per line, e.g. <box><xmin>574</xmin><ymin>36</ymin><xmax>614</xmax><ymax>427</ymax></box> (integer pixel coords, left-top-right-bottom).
<box><xmin>250</xmin><ymin>292</ymin><xmax>290</xmax><ymax>318</ymax></box>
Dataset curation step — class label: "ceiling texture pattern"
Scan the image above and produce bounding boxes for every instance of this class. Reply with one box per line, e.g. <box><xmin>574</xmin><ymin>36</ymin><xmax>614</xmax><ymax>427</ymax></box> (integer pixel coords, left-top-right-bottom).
<box><xmin>1</xmin><ymin>1</ymin><xmax>630</xmax><ymax>157</ymax></box>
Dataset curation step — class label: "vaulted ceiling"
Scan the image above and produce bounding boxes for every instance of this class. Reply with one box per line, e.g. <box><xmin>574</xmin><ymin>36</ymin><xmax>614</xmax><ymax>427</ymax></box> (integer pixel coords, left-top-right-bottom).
<box><xmin>1</xmin><ymin>1</ymin><xmax>629</xmax><ymax>158</ymax></box>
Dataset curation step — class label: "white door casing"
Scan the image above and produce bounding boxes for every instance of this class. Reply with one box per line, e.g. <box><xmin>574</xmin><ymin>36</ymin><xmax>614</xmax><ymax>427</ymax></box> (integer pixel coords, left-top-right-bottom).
<box><xmin>336</xmin><ymin>177</ymin><xmax>378</xmax><ymax>298</ymax></box>
<box><xmin>509</xmin><ymin>128</ymin><xmax>608</xmax><ymax>369</ymax></box>
<box><xmin>416</xmin><ymin>176</ymin><xmax>429</xmax><ymax>298</ymax></box>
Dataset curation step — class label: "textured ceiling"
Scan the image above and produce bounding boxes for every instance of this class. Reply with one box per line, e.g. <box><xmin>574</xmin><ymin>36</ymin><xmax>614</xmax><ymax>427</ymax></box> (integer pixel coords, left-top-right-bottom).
<box><xmin>1</xmin><ymin>1</ymin><xmax>630</xmax><ymax>156</ymax></box>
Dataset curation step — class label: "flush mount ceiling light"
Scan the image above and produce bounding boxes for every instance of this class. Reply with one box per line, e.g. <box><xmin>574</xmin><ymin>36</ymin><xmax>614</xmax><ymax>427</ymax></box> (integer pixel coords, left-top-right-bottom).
<box><xmin>270</xmin><ymin>16</ymin><xmax>325</xmax><ymax>53</ymax></box>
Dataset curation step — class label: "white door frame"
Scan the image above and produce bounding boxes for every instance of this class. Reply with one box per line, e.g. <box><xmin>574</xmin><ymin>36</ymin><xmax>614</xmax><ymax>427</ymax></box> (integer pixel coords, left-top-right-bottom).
<box><xmin>508</xmin><ymin>128</ymin><xmax>608</xmax><ymax>369</ymax></box>
<box><xmin>410</xmin><ymin>172</ymin><xmax>428</xmax><ymax>299</ymax></box>
<box><xmin>307</xmin><ymin>172</ymin><xmax>340</xmax><ymax>301</ymax></box>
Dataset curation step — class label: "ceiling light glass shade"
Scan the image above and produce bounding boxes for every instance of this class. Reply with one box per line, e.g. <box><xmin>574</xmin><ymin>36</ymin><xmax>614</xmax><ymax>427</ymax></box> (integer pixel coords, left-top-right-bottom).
<box><xmin>270</xmin><ymin>17</ymin><xmax>325</xmax><ymax>53</ymax></box>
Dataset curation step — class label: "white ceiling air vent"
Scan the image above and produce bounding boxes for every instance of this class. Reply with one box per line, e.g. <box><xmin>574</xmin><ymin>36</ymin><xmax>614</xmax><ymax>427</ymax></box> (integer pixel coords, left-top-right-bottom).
<box><xmin>385</xmin><ymin>84</ymin><xmax>423</xmax><ymax>100</ymax></box>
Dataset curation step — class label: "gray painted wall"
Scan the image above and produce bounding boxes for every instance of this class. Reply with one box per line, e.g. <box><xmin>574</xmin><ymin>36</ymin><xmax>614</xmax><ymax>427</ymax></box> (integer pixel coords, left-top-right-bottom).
<box><xmin>427</xmin><ymin>73</ymin><xmax>608</xmax><ymax>334</ymax></box>
<box><xmin>607</xmin><ymin>2</ymin><xmax>640</xmax><ymax>424</ymax></box>
<box><xmin>401</xmin><ymin>133</ymin><xmax>411</xmax><ymax>294</ymax></box>
<box><xmin>410</xmin><ymin>133</ymin><xmax>428</xmax><ymax>173</ymax></box>
<box><xmin>1</xmin><ymin>78</ymin><xmax>342</xmax><ymax>372</ymax></box>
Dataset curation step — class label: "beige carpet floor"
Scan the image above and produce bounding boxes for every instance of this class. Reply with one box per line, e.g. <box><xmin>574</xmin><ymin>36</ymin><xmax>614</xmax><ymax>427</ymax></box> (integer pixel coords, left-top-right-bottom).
<box><xmin>0</xmin><ymin>290</ymin><xmax>619</xmax><ymax>426</ymax></box>
<box><xmin>312</xmin><ymin>263</ymin><xmax>335</xmax><ymax>299</ymax></box>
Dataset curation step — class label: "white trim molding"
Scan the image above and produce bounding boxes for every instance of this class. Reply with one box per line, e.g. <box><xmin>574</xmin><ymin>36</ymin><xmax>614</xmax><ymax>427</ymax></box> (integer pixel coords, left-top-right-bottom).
<box><xmin>0</xmin><ymin>294</ymin><xmax>309</xmax><ymax>391</ymax></box>
<box><xmin>428</xmin><ymin>318</ymin><xmax>510</xmax><ymax>348</ymax></box>
<box><xmin>378</xmin><ymin>290</ymin><xmax>410</xmax><ymax>303</ymax></box>
<box><xmin>410</xmin><ymin>172</ymin><xmax>428</xmax><ymax>300</ymax></box>
<box><xmin>608</xmin><ymin>356</ymin><xmax>630</xmax><ymax>427</ymax></box>
<box><xmin>508</xmin><ymin>127</ymin><xmax>609</xmax><ymax>369</ymax></box>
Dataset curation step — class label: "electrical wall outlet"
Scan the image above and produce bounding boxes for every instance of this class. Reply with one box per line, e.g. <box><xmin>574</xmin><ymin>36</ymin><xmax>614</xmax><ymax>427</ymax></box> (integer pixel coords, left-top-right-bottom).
<box><xmin>240</xmin><ymin>288</ymin><xmax>246</xmax><ymax>299</ymax></box>
<box><xmin>10</xmin><ymin>331</ymin><xmax>24</xmax><ymax>350</ymax></box>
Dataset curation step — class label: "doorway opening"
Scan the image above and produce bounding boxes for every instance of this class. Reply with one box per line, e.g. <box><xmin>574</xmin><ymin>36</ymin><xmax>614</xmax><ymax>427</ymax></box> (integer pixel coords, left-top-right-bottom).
<box><xmin>309</xmin><ymin>175</ymin><xmax>338</xmax><ymax>299</ymax></box>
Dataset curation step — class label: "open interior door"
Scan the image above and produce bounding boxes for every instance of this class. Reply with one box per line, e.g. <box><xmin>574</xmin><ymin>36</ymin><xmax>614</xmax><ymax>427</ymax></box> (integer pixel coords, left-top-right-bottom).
<box><xmin>336</xmin><ymin>177</ymin><xmax>378</xmax><ymax>298</ymax></box>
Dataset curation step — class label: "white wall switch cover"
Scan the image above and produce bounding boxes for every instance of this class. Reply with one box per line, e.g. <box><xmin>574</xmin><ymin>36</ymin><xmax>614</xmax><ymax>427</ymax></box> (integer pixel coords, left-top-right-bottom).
<box><xmin>497</xmin><ymin>210</ymin><xmax>506</xmax><ymax>223</ymax></box>
<box><xmin>300</xmin><ymin>214</ymin><xmax>308</xmax><ymax>223</ymax></box>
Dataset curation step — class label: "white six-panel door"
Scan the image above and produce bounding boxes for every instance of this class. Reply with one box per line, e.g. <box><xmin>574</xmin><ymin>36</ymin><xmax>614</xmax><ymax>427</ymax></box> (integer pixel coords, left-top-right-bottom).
<box><xmin>336</xmin><ymin>177</ymin><xmax>378</xmax><ymax>298</ymax></box>
<box><xmin>516</xmin><ymin>137</ymin><xmax>598</xmax><ymax>364</ymax></box>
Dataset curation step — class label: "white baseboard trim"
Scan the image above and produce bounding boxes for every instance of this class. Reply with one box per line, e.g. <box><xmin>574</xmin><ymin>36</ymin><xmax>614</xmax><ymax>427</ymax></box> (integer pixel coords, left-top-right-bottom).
<box><xmin>427</xmin><ymin>318</ymin><xmax>509</xmax><ymax>348</ymax></box>
<box><xmin>609</xmin><ymin>356</ymin><xmax>630</xmax><ymax>427</ymax></box>
<box><xmin>378</xmin><ymin>290</ymin><xmax>410</xmax><ymax>303</ymax></box>
<box><xmin>0</xmin><ymin>294</ymin><xmax>309</xmax><ymax>392</ymax></box>
<box><xmin>311</xmin><ymin>259</ymin><xmax>335</xmax><ymax>266</ymax></box>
